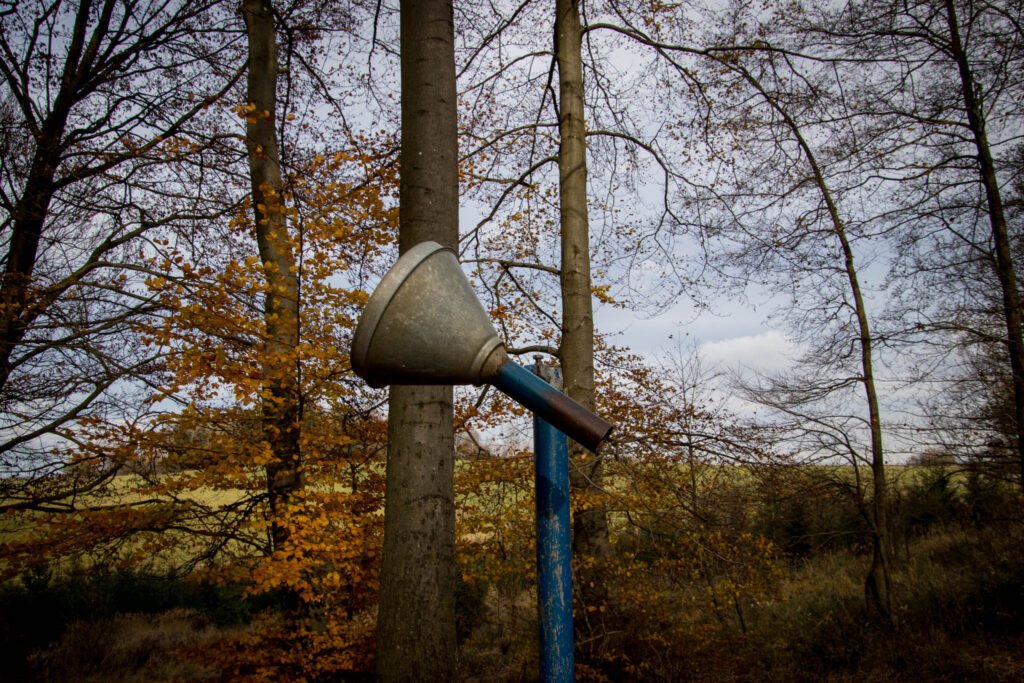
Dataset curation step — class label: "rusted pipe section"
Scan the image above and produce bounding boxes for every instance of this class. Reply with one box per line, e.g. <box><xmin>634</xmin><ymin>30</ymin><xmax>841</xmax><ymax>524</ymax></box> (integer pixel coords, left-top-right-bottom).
<box><xmin>488</xmin><ymin>357</ymin><xmax>612</xmax><ymax>453</ymax></box>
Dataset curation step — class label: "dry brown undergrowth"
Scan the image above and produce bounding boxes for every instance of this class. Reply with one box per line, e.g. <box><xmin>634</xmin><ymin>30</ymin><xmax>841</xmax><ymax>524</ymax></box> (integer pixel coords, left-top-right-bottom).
<box><xmin>27</xmin><ymin>608</ymin><xmax>242</xmax><ymax>682</ymax></box>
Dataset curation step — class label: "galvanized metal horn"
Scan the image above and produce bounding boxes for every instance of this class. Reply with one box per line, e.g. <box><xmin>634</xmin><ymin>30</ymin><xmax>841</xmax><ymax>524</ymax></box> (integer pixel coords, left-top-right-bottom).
<box><xmin>350</xmin><ymin>241</ymin><xmax>612</xmax><ymax>452</ymax></box>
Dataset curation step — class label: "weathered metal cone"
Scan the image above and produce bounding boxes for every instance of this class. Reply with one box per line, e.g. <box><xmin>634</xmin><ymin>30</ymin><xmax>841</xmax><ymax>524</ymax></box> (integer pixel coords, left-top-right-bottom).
<box><xmin>350</xmin><ymin>241</ymin><xmax>506</xmax><ymax>388</ymax></box>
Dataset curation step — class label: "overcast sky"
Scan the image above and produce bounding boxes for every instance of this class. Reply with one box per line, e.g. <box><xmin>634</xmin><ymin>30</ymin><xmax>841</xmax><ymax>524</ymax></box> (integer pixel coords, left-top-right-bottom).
<box><xmin>595</xmin><ymin>284</ymin><xmax>800</xmax><ymax>377</ymax></box>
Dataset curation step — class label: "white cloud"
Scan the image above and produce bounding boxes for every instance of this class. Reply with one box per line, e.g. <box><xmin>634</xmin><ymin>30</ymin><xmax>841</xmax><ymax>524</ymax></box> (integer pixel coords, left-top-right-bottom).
<box><xmin>699</xmin><ymin>330</ymin><xmax>798</xmax><ymax>374</ymax></box>
<box><xmin>596</xmin><ymin>295</ymin><xmax>773</xmax><ymax>357</ymax></box>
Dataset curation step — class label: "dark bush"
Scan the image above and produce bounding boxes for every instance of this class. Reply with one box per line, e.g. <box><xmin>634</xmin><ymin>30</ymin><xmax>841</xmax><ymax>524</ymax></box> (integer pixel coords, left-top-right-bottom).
<box><xmin>754</xmin><ymin>484</ymin><xmax>867</xmax><ymax>557</ymax></box>
<box><xmin>900</xmin><ymin>466</ymin><xmax>962</xmax><ymax>536</ymax></box>
<box><xmin>0</xmin><ymin>567</ymin><xmax>280</xmax><ymax>680</ymax></box>
<box><xmin>963</xmin><ymin>467</ymin><xmax>1019</xmax><ymax>525</ymax></box>
<box><xmin>454</xmin><ymin>572</ymin><xmax>489</xmax><ymax>642</ymax></box>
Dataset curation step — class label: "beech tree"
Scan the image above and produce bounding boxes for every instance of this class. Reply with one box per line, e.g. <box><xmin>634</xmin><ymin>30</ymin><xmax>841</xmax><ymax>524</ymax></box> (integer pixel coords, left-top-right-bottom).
<box><xmin>241</xmin><ymin>0</ymin><xmax>304</xmax><ymax>591</ymax></box>
<box><xmin>576</xmin><ymin>2</ymin><xmax>906</xmax><ymax>618</ymax></box>
<box><xmin>717</xmin><ymin>59</ymin><xmax>893</xmax><ymax>619</ymax></box>
<box><xmin>2</xmin><ymin>2</ymin><xmax>396</xmax><ymax>673</ymax></box>
<box><xmin>805</xmin><ymin>0</ymin><xmax>1024</xmax><ymax>492</ymax></box>
<box><xmin>556</xmin><ymin>0</ymin><xmax>611</xmax><ymax>564</ymax></box>
<box><xmin>455</xmin><ymin>0</ymin><xmax>684</xmax><ymax>570</ymax></box>
<box><xmin>376</xmin><ymin>0</ymin><xmax>459</xmax><ymax>677</ymax></box>
<box><xmin>0</xmin><ymin>0</ymin><xmax>243</xmax><ymax>488</ymax></box>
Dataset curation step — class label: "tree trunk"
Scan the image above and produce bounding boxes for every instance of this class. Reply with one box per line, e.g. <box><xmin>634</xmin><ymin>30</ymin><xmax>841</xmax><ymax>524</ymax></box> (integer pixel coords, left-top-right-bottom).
<box><xmin>943</xmin><ymin>0</ymin><xmax>1024</xmax><ymax>495</ymax></box>
<box><xmin>556</xmin><ymin>0</ymin><xmax>610</xmax><ymax>565</ymax></box>
<box><xmin>375</xmin><ymin>0</ymin><xmax>458</xmax><ymax>678</ymax></box>
<box><xmin>242</xmin><ymin>0</ymin><xmax>304</xmax><ymax>574</ymax></box>
<box><xmin>797</xmin><ymin>130</ymin><xmax>891</xmax><ymax>622</ymax></box>
<box><xmin>0</xmin><ymin>0</ymin><xmax>96</xmax><ymax>390</ymax></box>
<box><xmin>836</xmin><ymin>223</ymin><xmax>891</xmax><ymax>621</ymax></box>
<box><xmin>0</xmin><ymin>135</ymin><xmax>62</xmax><ymax>391</ymax></box>
<box><xmin>735</xmin><ymin>61</ymin><xmax>892</xmax><ymax>619</ymax></box>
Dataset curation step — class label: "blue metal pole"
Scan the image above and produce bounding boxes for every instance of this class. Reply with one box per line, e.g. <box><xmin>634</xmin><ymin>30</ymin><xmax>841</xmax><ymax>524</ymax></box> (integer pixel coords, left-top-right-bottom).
<box><xmin>530</xmin><ymin>361</ymin><xmax>574</xmax><ymax>683</ymax></box>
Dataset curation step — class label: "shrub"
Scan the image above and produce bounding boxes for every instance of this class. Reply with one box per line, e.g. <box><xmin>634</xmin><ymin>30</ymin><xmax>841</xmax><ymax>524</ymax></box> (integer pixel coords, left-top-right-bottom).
<box><xmin>739</xmin><ymin>525</ymin><xmax>1024</xmax><ymax>681</ymax></box>
<box><xmin>899</xmin><ymin>466</ymin><xmax>962</xmax><ymax>537</ymax></box>
<box><xmin>0</xmin><ymin>567</ymin><xmax>279</xmax><ymax>679</ymax></box>
<box><xmin>27</xmin><ymin>609</ymin><xmax>223</xmax><ymax>682</ymax></box>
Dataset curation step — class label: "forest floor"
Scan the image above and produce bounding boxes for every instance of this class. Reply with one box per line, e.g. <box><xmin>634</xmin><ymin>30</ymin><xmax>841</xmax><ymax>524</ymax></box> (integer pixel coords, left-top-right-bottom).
<box><xmin>4</xmin><ymin>522</ymin><xmax>1021</xmax><ymax>682</ymax></box>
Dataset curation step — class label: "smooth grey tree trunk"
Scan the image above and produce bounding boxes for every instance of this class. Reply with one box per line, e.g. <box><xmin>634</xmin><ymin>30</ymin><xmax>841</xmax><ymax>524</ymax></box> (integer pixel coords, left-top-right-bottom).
<box><xmin>556</xmin><ymin>0</ymin><xmax>610</xmax><ymax>565</ymax></box>
<box><xmin>242</xmin><ymin>0</ymin><xmax>304</xmax><ymax>574</ymax></box>
<box><xmin>942</xmin><ymin>0</ymin><xmax>1024</xmax><ymax>495</ymax></box>
<box><xmin>376</xmin><ymin>0</ymin><xmax>458</xmax><ymax>678</ymax></box>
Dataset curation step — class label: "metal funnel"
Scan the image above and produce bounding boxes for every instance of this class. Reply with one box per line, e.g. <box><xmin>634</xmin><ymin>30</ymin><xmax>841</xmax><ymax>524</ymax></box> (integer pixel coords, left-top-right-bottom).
<box><xmin>350</xmin><ymin>241</ymin><xmax>505</xmax><ymax>388</ymax></box>
<box><xmin>350</xmin><ymin>240</ymin><xmax>612</xmax><ymax>452</ymax></box>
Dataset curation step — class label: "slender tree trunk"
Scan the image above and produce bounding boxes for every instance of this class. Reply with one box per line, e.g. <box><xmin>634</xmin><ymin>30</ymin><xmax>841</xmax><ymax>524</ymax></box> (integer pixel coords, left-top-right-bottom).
<box><xmin>799</xmin><ymin>134</ymin><xmax>891</xmax><ymax>622</ymax></box>
<box><xmin>376</xmin><ymin>0</ymin><xmax>458</xmax><ymax>678</ymax></box>
<box><xmin>836</xmin><ymin>225</ymin><xmax>892</xmax><ymax>621</ymax></box>
<box><xmin>556</xmin><ymin>0</ymin><xmax>610</xmax><ymax>564</ymax></box>
<box><xmin>0</xmin><ymin>0</ymin><xmax>97</xmax><ymax>390</ymax></box>
<box><xmin>943</xmin><ymin>0</ymin><xmax>1024</xmax><ymax>495</ymax></box>
<box><xmin>736</xmin><ymin>62</ymin><xmax>892</xmax><ymax>619</ymax></box>
<box><xmin>242</xmin><ymin>0</ymin><xmax>303</xmax><ymax>573</ymax></box>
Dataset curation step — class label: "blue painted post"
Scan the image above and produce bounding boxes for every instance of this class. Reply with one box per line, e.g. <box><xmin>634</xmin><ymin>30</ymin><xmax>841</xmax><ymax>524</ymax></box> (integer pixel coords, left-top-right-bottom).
<box><xmin>530</xmin><ymin>359</ymin><xmax>574</xmax><ymax>683</ymax></box>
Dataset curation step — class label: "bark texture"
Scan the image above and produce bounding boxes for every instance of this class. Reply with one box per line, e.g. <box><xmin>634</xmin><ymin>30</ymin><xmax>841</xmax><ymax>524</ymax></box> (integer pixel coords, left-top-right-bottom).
<box><xmin>242</xmin><ymin>0</ymin><xmax>304</xmax><ymax>562</ymax></box>
<box><xmin>556</xmin><ymin>0</ymin><xmax>610</xmax><ymax>562</ymax></box>
<box><xmin>376</xmin><ymin>0</ymin><xmax>459</xmax><ymax>678</ymax></box>
<box><xmin>943</xmin><ymin>0</ymin><xmax>1024</xmax><ymax>494</ymax></box>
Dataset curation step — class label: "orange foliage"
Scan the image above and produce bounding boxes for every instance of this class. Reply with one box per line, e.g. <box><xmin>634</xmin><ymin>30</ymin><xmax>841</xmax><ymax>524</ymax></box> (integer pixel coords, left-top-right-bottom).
<box><xmin>181</xmin><ymin>609</ymin><xmax>376</xmax><ymax>682</ymax></box>
<box><xmin>2</xmin><ymin>133</ymin><xmax>398</xmax><ymax>677</ymax></box>
<box><xmin>452</xmin><ymin>343</ymin><xmax>783</xmax><ymax>680</ymax></box>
